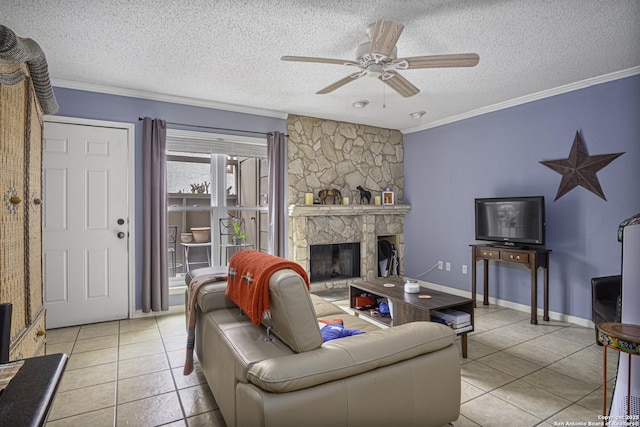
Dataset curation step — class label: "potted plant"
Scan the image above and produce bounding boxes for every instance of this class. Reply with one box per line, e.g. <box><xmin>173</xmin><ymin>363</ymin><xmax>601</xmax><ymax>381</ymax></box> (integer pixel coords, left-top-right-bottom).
<box><xmin>229</xmin><ymin>214</ymin><xmax>246</xmax><ymax>244</ymax></box>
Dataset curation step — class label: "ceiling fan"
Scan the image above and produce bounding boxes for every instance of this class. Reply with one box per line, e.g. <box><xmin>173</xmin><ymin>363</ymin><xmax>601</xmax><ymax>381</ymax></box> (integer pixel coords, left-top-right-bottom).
<box><xmin>281</xmin><ymin>19</ymin><xmax>479</xmax><ymax>98</ymax></box>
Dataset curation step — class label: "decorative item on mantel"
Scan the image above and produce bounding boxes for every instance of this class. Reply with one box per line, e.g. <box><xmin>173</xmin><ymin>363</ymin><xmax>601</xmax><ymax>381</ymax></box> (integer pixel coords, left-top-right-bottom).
<box><xmin>382</xmin><ymin>188</ymin><xmax>395</xmax><ymax>205</ymax></box>
<box><xmin>304</xmin><ymin>193</ymin><xmax>314</xmax><ymax>205</ymax></box>
<box><xmin>318</xmin><ymin>188</ymin><xmax>342</xmax><ymax>205</ymax></box>
<box><xmin>356</xmin><ymin>186</ymin><xmax>372</xmax><ymax>204</ymax></box>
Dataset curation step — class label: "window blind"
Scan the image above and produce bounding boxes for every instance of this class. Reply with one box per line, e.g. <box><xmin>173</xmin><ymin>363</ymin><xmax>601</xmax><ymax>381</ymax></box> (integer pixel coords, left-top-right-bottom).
<box><xmin>166</xmin><ymin>129</ymin><xmax>267</xmax><ymax>158</ymax></box>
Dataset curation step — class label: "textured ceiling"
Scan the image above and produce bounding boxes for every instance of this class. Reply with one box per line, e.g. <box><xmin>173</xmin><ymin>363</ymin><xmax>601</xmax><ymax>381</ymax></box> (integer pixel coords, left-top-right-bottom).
<box><xmin>4</xmin><ymin>0</ymin><xmax>640</xmax><ymax>132</ymax></box>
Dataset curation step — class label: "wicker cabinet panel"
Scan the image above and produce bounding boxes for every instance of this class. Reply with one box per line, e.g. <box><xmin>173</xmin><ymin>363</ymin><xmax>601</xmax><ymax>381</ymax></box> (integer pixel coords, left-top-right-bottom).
<box><xmin>0</xmin><ymin>67</ymin><xmax>28</xmax><ymax>346</ymax></box>
<box><xmin>0</xmin><ymin>61</ymin><xmax>46</xmax><ymax>359</ymax></box>
<box><xmin>27</xmin><ymin>90</ymin><xmax>44</xmax><ymax>322</ymax></box>
<box><xmin>9</xmin><ymin>309</ymin><xmax>46</xmax><ymax>360</ymax></box>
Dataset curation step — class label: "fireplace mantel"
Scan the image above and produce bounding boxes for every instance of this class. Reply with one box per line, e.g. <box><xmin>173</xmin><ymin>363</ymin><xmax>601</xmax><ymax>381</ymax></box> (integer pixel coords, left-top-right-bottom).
<box><xmin>288</xmin><ymin>203</ymin><xmax>411</xmax><ymax>290</ymax></box>
<box><xmin>289</xmin><ymin>204</ymin><xmax>411</xmax><ymax>218</ymax></box>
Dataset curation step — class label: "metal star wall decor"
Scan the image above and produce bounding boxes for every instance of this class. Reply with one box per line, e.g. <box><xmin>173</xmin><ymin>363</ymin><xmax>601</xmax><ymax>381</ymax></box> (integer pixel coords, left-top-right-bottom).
<box><xmin>540</xmin><ymin>131</ymin><xmax>623</xmax><ymax>201</ymax></box>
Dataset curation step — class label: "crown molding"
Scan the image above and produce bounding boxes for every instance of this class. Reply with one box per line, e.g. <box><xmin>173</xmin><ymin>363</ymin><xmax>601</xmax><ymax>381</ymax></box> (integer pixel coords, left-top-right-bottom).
<box><xmin>402</xmin><ymin>66</ymin><xmax>640</xmax><ymax>134</ymax></box>
<box><xmin>51</xmin><ymin>66</ymin><xmax>640</xmax><ymax>134</ymax></box>
<box><xmin>50</xmin><ymin>78</ymin><xmax>288</xmax><ymax>120</ymax></box>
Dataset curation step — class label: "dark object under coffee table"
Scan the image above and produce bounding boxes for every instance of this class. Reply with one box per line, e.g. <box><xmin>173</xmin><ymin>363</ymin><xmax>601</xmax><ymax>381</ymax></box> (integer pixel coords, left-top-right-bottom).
<box><xmin>349</xmin><ymin>277</ymin><xmax>474</xmax><ymax>358</ymax></box>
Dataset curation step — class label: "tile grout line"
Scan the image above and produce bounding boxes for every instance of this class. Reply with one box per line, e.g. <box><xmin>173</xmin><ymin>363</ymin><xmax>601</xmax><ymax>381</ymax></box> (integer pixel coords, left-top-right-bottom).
<box><xmin>157</xmin><ymin>316</ymin><xmax>190</xmax><ymax>425</ymax></box>
<box><xmin>463</xmin><ymin>316</ymin><xmax>607</xmax><ymax>426</ymax></box>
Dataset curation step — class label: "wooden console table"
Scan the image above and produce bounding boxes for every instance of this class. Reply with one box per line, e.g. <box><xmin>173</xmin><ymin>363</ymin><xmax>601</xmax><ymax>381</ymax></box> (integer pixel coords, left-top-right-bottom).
<box><xmin>470</xmin><ymin>244</ymin><xmax>551</xmax><ymax>324</ymax></box>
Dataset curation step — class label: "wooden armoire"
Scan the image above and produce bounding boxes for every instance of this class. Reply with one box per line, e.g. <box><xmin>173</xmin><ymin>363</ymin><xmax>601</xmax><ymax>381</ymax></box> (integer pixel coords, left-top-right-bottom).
<box><xmin>0</xmin><ymin>60</ymin><xmax>47</xmax><ymax>360</ymax></box>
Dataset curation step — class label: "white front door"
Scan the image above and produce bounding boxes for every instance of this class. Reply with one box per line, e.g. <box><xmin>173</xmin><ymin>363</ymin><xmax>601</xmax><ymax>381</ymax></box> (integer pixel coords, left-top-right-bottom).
<box><xmin>43</xmin><ymin>120</ymin><xmax>131</xmax><ymax>328</ymax></box>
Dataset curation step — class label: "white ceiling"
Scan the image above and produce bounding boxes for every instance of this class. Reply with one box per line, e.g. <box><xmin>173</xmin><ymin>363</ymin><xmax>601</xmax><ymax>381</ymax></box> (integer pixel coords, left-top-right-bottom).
<box><xmin>4</xmin><ymin>0</ymin><xmax>640</xmax><ymax>132</ymax></box>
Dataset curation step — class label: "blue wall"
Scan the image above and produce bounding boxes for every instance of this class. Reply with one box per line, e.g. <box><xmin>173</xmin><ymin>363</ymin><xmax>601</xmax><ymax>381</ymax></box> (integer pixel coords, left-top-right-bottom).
<box><xmin>52</xmin><ymin>87</ymin><xmax>286</xmax><ymax>310</ymax></box>
<box><xmin>403</xmin><ymin>74</ymin><xmax>640</xmax><ymax>321</ymax></box>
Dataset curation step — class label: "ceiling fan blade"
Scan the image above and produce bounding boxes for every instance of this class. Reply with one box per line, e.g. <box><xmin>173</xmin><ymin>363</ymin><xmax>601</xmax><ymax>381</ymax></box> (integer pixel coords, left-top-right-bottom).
<box><xmin>369</xmin><ymin>19</ymin><xmax>404</xmax><ymax>60</ymax></box>
<box><xmin>379</xmin><ymin>72</ymin><xmax>420</xmax><ymax>97</ymax></box>
<box><xmin>316</xmin><ymin>72</ymin><xmax>363</xmax><ymax>94</ymax></box>
<box><xmin>281</xmin><ymin>55</ymin><xmax>360</xmax><ymax>66</ymax></box>
<box><xmin>391</xmin><ymin>53</ymin><xmax>480</xmax><ymax>69</ymax></box>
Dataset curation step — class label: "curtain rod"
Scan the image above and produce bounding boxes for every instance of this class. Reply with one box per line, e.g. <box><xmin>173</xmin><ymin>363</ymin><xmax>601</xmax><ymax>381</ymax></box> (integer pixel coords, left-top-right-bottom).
<box><xmin>137</xmin><ymin>117</ymin><xmax>287</xmax><ymax>137</ymax></box>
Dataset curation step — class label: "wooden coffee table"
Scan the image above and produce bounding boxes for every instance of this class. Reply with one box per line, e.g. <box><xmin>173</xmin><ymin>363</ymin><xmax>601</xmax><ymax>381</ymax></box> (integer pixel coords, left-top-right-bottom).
<box><xmin>349</xmin><ymin>277</ymin><xmax>474</xmax><ymax>358</ymax></box>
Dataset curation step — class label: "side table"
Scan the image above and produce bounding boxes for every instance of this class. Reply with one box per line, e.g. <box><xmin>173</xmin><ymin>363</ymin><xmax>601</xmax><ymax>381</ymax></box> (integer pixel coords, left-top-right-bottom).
<box><xmin>597</xmin><ymin>322</ymin><xmax>640</xmax><ymax>419</ymax></box>
<box><xmin>181</xmin><ymin>242</ymin><xmax>212</xmax><ymax>273</ymax></box>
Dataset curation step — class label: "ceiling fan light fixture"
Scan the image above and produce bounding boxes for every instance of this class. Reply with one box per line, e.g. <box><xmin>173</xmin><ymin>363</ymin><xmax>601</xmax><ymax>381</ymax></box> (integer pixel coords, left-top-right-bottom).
<box><xmin>410</xmin><ymin>110</ymin><xmax>426</xmax><ymax>118</ymax></box>
<box><xmin>352</xmin><ymin>99</ymin><xmax>369</xmax><ymax>108</ymax></box>
<box><xmin>281</xmin><ymin>19</ymin><xmax>479</xmax><ymax>98</ymax></box>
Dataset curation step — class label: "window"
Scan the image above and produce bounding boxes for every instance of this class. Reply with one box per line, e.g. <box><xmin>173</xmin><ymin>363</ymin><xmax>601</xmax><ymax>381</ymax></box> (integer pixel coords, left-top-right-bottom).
<box><xmin>165</xmin><ymin>130</ymin><xmax>268</xmax><ymax>284</ymax></box>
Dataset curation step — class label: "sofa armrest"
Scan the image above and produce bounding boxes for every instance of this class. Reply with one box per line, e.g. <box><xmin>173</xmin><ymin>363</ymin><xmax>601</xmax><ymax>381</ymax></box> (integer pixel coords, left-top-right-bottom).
<box><xmin>247</xmin><ymin>322</ymin><xmax>455</xmax><ymax>393</ymax></box>
<box><xmin>591</xmin><ymin>275</ymin><xmax>622</xmax><ymax>301</ymax></box>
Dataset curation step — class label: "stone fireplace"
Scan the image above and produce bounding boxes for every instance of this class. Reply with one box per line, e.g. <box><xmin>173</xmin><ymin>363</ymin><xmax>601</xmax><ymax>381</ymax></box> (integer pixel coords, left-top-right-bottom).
<box><xmin>289</xmin><ymin>204</ymin><xmax>410</xmax><ymax>292</ymax></box>
<box><xmin>286</xmin><ymin>114</ymin><xmax>407</xmax><ymax>291</ymax></box>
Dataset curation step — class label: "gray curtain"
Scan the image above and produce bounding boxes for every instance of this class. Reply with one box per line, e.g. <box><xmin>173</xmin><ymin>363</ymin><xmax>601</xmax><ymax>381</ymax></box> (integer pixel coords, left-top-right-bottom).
<box><xmin>268</xmin><ymin>131</ymin><xmax>286</xmax><ymax>257</ymax></box>
<box><xmin>141</xmin><ymin>117</ymin><xmax>168</xmax><ymax>312</ymax></box>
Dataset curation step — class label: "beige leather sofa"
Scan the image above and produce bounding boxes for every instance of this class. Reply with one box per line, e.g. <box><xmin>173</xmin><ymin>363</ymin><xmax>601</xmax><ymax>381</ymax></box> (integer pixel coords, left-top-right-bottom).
<box><xmin>187</xmin><ymin>265</ymin><xmax>461</xmax><ymax>427</ymax></box>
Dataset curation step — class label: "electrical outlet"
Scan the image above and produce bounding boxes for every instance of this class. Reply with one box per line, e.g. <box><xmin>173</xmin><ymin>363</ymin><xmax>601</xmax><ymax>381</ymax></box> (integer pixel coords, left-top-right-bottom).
<box><xmin>438</xmin><ymin>261</ymin><xmax>443</xmax><ymax>270</ymax></box>
<box><xmin>445</xmin><ymin>262</ymin><xmax>451</xmax><ymax>272</ymax></box>
<box><xmin>462</xmin><ymin>265</ymin><xmax>468</xmax><ymax>275</ymax></box>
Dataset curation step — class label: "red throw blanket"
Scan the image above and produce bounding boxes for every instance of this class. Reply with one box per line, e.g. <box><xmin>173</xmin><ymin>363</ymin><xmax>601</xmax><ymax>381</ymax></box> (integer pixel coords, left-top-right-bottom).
<box><xmin>225</xmin><ymin>250</ymin><xmax>309</xmax><ymax>326</ymax></box>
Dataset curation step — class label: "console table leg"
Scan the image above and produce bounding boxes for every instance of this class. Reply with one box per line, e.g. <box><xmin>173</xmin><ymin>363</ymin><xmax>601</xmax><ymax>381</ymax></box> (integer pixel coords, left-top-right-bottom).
<box><xmin>471</xmin><ymin>252</ymin><xmax>477</xmax><ymax>308</ymax></box>
<box><xmin>603</xmin><ymin>343</ymin><xmax>607</xmax><ymax>416</ymax></box>
<box><xmin>530</xmin><ymin>266</ymin><xmax>538</xmax><ymax>325</ymax></box>
<box><xmin>543</xmin><ymin>264</ymin><xmax>550</xmax><ymax>321</ymax></box>
<box><xmin>483</xmin><ymin>259</ymin><xmax>489</xmax><ymax>306</ymax></box>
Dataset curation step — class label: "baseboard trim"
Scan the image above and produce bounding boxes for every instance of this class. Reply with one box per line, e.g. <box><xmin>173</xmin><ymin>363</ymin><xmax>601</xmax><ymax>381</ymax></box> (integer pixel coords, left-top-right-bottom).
<box><xmin>417</xmin><ymin>279</ymin><xmax>594</xmax><ymax>329</ymax></box>
<box><xmin>132</xmin><ymin>305</ymin><xmax>185</xmax><ymax>319</ymax></box>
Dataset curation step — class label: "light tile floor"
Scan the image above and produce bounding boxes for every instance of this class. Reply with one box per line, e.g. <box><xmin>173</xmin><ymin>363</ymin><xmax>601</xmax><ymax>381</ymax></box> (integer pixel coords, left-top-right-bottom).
<box><xmin>44</xmin><ymin>299</ymin><xmax>618</xmax><ymax>426</ymax></box>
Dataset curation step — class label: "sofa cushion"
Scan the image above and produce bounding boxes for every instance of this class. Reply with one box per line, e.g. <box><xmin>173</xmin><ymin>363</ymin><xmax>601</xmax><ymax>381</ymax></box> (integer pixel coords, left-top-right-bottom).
<box><xmin>263</xmin><ymin>269</ymin><xmax>323</xmax><ymax>353</ymax></box>
<box><xmin>247</xmin><ymin>322</ymin><xmax>455</xmax><ymax>393</ymax></box>
<box><xmin>310</xmin><ymin>294</ymin><xmax>347</xmax><ymax>317</ymax></box>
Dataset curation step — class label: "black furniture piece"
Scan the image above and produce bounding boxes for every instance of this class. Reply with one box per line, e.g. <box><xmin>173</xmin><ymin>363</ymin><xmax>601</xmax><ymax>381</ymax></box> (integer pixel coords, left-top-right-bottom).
<box><xmin>591</xmin><ymin>275</ymin><xmax>622</xmax><ymax>345</ymax></box>
<box><xmin>0</xmin><ymin>303</ymin><xmax>12</xmax><ymax>363</ymax></box>
<box><xmin>0</xmin><ymin>353</ymin><xmax>68</xmax><ymax>426</ymax></box>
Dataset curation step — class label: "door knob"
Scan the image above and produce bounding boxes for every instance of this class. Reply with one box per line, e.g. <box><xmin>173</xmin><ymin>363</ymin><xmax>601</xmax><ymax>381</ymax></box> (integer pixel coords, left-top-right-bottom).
<box><xmin>117</xmin><ymin>218</ymin><xmax>125</xmax><ymax>225</ymax></box>
<box><xmin>117</xmin><ymin>232</ymin><xmax>126</xmax><ymax>239</ymax></box>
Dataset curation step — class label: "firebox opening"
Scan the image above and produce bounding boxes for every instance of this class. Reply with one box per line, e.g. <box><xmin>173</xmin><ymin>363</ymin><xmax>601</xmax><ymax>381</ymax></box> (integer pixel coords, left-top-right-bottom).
<box><xmin>309</xmin><ymin>243</ymin><xmax>361</xmax><ymax>282</ymax></box>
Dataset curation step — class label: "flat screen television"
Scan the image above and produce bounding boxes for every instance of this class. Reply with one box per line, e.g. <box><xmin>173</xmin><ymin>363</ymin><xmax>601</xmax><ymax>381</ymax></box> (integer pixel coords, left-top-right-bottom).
<box><xmin>475</xmin><ymin>196</ymin><xmax>546</xmax><ymax>247</ymax></box>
